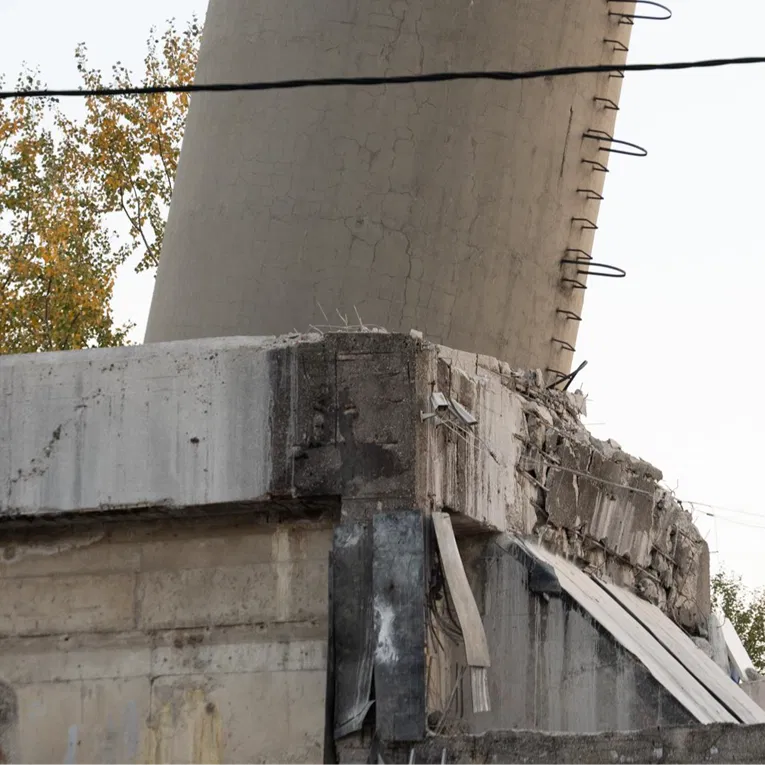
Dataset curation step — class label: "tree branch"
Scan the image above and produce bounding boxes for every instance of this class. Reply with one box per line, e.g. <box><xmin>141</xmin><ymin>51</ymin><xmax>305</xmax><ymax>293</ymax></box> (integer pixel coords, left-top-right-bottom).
<box><xmin>156</xmin><ymin>131</ymin><xmax>174</xmax><ymax>194</ymax></box>
<box><xmin>119</xmin><ymin>188</ymin><xmax>157</xmax><ymax>267</ymax></box>
<box><xmin>42</xmin><ymin>275</ymin><xmax>54</xmax><ymax>351</ymax></box>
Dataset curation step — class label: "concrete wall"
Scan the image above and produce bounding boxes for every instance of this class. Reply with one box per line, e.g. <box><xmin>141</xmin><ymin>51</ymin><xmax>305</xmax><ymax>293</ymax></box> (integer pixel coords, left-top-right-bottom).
<box><xmin>0</xmin><ymin>333</ymin><xmax>420</xmax><ymax>524</ymax></box>
<box><xmin>0</xmin><ymin>330</ymin><xmax>709</xmax><ymax>630</ymax></box>
<box><xmin>423</xmin><ymin>344</ymin><xmax>536</xmax><ymax>533</ymax></box>
<box><xmin>342</xmin><ymin>723</ymin><xmax>765</xmax><ymax>764</ymax></box>
<box><xmin>0</xmin><ymin>336</ymin><xmax>286</xmax><ymax>517</ymax></box>
<box><xmin>0</xmin><ymin>515</ymin><xmax>331</xmax><ymax>764</ymax></box>
<box><xmin>146</xmin><ymin>0</ymin><xmax>634</xmax><ymax>375</ymax></box>
<box><xmin>426</xmin><ymin>537</ymin><xmax>695</xmax><ymax>735</ymax></box>
<box><xmin>1</xmin><ymin>332</ymin><xmax>704</xmax><ymax>629</ymax></box>
<box><xmin>0</xmin><ymin>333</ymin><xmax>718</xmax><ymax>759</ymax></box>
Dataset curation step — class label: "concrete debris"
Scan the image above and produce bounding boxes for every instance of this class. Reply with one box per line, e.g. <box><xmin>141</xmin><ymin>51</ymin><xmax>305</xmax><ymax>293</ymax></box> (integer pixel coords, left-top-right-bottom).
<box><xmin>499</xmin><ymin>364</ymin><xmax>710</xmax><ymax>635</ymax></box>
<box><xmin>355</xmin><ymin>722</ymin><xmax>765</xmax><ymax>764</ymax></box>
<box><xmin>570</xmin><ymin>389</ymin><xmax>588</xmax><ymax>416</ymax></box>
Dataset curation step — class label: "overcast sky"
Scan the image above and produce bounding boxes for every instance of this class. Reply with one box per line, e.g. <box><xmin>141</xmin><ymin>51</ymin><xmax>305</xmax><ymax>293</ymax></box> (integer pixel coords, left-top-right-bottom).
<box><xmin>2</xmin><ymin>1</ymin><xmax>763</xmax><ymax>587</ymax></box>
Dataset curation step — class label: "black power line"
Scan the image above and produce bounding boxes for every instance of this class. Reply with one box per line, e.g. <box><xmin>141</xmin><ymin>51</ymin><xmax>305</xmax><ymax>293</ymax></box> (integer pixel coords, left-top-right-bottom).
<box><xmin>1</xmin><ymin>55</ymin><xmax>765</xmax><ymax>100</ymax></box>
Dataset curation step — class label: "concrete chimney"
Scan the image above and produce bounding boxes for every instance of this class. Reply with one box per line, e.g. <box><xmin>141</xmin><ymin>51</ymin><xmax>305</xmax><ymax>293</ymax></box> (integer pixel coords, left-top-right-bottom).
<box><xmin>145</xmin><ymin>0</ymin><xmax>634</xmax><ymax>375</ymax></box>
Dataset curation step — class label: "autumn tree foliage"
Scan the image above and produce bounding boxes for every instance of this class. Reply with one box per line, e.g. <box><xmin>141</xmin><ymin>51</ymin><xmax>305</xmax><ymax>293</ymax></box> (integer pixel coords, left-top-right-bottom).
<box><xmin>712</xmin><ymin>568</ymin><xmax>765</xmax><ymax>673</ymax></box>
<box><xmin>0</xmin><ymin>18</ymin><xmax>201</xmax><ymax>354</ymax></box>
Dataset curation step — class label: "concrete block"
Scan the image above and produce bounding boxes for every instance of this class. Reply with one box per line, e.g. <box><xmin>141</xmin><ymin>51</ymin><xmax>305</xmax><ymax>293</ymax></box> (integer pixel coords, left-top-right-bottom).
<box><xmin>426</xmin><ymin>345</ymin><xmax>528</xmax><ymax>533</ymax></box>
<box><xmin>148</xmin><ymin>670</ymin><xmax>325</xmax><ymax>764</ymax></box>
<box><xmin>16</xmin><ymin>678</ymin><xmax>151</xmax><ymax>764</ymax></box>
<box><xmin>0</xmin><ymin>533</ymin><xmax>140</xmax><ymax>579</ymax></box>
<box><xmin>280</xmin><ymin>337</ymin><xmax>418</xmax><ymax>504</ymax></box>
<box><xmin>0</xmin><ymin>337</ymin><xmax>295</xmax><ymax>517</ymax></box>
<box><xmin>0</xmin><ymin>573</ymin><xmax>136</xmax><ymax>637</ymax></box>
<box><xmin>137</xmin><ymin>559</ymin><xmax>327</xmax><ymax>630</ymax></box>
<box><xmin>0</xmin><ymin>632</ymin><xmax>151</xmax><ymax>684</ymax></box>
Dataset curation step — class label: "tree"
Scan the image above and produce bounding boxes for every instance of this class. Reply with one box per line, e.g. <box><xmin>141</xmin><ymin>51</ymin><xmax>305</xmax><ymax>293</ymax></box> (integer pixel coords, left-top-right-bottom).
<box><xmin>0</xmin><ymin>18</ymin><xmax>201</xmax><ymax>355</ymax></box>
<box><xmin>711</xmin><ymin>568</ymin><xmax>765</xmax><ymax>673</ymax></box>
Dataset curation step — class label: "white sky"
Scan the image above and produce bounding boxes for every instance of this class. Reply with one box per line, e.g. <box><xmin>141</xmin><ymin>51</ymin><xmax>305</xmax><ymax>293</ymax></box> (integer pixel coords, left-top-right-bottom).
<box><xmin>1</xmin><ymin>1</ymin><xmax>763</xmax><ymax>587</ymax></box>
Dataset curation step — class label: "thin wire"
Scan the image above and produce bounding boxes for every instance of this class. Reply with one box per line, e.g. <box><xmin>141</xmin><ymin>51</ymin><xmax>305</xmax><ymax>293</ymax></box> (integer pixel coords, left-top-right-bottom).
<box><xmin>682</xmin><ymin>499</ymin><xmax>765</xmax><ymax>520</ymax></box>
<box><xmin>689</xmin><ymin>507</ymin><xmax>765</xmax><ymax>531</ymax></box>
<box><xmin>437</xmin><ymin>404</ymin><xmax>765</xmax><ymax>529</ymax></box>
<box><xmin>4</xmin><ymin>55</ymin><xmax>765</xmax><ymax>100</ymax></box>
<box><xmin>517</xmin><ymin>456</ymin><xmax>657</xmax><ymax>499</ymax></box>
<box><xmin>428</xmin><ymin>392</ymin><xmax>765</xmax><ymax>530</ymax></box>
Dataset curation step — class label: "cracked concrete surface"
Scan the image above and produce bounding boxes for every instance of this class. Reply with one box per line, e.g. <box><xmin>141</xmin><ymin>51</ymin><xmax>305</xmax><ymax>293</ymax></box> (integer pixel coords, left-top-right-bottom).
<box><xmin>146</xmin><ymin>0</ymin><xmax>633</xmax><ymax>375</ymax></box>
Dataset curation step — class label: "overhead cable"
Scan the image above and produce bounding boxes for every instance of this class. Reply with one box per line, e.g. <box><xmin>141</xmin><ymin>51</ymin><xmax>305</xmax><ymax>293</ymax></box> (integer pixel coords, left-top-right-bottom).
<box><xmin>2</xmin><ymin>55</ymin><xmax>765</xmax><ymax>100</ymax></box>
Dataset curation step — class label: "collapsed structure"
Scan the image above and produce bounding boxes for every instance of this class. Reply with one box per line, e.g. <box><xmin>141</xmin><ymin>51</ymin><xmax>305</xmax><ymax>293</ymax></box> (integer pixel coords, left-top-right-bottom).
<box><xmin>1</xmin><ymin>332</ymin><xmax>763</xmax><ymax>763</ymax></box>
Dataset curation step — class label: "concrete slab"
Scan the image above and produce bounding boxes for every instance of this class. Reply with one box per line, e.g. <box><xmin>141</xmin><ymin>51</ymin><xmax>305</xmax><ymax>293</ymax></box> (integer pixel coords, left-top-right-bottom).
<box><xmin>600</xmin><ymin>579</ymin><xmax>765</xmax><ymax>724</ymax></box>
<box><xmin>0</xmin><ymin>337</ymin><xmax>288</xmax><ymax>517</ymax></box>
<box><xmin>16</xmin><ymin>678</ymin><xmax>151</xmax><ymax>764</ymax></box>
<box><xmin>0</xmin><ymin>333</ymin><xmax>420</xmax><ymax>524</ymax></box>
<box><xmin>0</xmin><ymin>516</ymin><xmax>331</xmax><ymax>763</ymax></box>
<box><xmin>527</xmin><ymin>540</ymin><xmax>735</xmax><ymax>724</ymax></box>
<box><xmin>0</xmin><ymin>572</ymin><xmax>136</xmax><ymax>637</ymax></box>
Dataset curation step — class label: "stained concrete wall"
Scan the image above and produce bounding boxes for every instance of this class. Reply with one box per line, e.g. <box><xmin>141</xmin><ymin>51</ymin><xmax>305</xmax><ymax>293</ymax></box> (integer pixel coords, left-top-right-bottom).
<box><xmin>0</xmin><ymin>332</ymin><xmax>718</xmax><ymax>759</ymax></box>
<box><xmin>0</xmin><ymin>515</ymin><xmax>331</xmax><ymax>764</ymax></box>
<box><xmin>0</xmin><ymin>336</ymin><xmax>284</xmax><ymax>517</ymax></box>
<box><xmin>0</xmin><ymin>331</ymin><xmax>709</xmax><ymax>631</ymax></box>
<box><xmin>0</xmin><ymin>334</ymin><xmax>424</xmax><ymax>761</ymax></box>
<box><xmin>427</xmin><ymin>537</ymin><xmax>695</xmax><ymax>735</ymax></box>
<box><xmin>146</xmin><ymin>0</ymin><xmax>634</xmax><ymax>375</ymax></box>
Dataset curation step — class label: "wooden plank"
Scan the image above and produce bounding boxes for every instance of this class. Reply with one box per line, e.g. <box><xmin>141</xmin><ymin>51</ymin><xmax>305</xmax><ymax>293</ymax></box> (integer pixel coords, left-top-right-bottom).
<box><xmin>332</xmin><ymin>522</ymin><xmax>375</xmax><ymax>739</ymax></box>
<box><xmin>599</xmin><ymin>579</ymin><xmax>765</xmax><ymax>724</ymax></box>
<box><xmin>722</xmin><ymin>619</ymin><xmax>757</xmax><ymax>680</ymax></box>
<box><xmin>525</xmin><ymin>540</ymin><xmax>737</xmax><ymax>724</ymax></box>
<box><xmin>373</xmin><ymin>511</ymin><xmax>426</xmax><ymax>742</ymax></box>
<box><xmin>432</xmin><ymin>512</ymin><xmax>491</xmax><ymax>667</ymax></box>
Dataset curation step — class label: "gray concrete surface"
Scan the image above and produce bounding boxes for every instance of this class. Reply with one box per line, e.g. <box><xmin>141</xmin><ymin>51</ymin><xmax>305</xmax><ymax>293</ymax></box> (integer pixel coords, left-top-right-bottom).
<box><xmin>0</xmin><ymin>516</ymin><xmax>331</xmax><ymax>763</ymax></box>
<box><xmin>340</xmin><ymin>723</ymin><xmax>765</xmax><ymax>764</ymax></box>
<box><xmin>0</xmin><ymin>332</ymin><xmax>721</xmax><ymax>761</ymax></box>
<box><xmin>427</xmin><ymin>536</ymin><xmax>697</xmax><ymax>735</ymax></box>
<box><xmin>0</xmin><ymin>333</ymin><xmax>419</xmax><ymax>522</ymax></box>
<box><xmin>146</xmin><ymin>0</ymin><xmax>633</xmax><ymax>375</ymax></box>
<box><xmin>0</xmin><ymin>332</ymin><xmax>709</xmax><ymax>631</ymax></box>
<box><xmin>744</xmin><ymin>678</ymin><xmax>765</xmax><ymax>711</ymax></box>
<box><xmin>0</xmin><ymin>336</ymin><xmax>282</xmax><ymax>517</ymax></box>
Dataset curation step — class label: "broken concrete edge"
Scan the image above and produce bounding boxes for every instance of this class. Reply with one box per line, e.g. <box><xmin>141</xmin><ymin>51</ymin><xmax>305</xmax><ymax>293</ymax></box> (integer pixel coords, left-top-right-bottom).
<box><xmin>338</xmin><ymin>722</ymin><xmax>765</xmax><ymax>764</ymax></box>
<box><xmin>428</xmin><ymin>338</ymin><xmax>710</xmax><ymax>635</ymax></box>
<box><xmin>0</xmin><ymin>499</ymin><xmax>341</xmax><ymax>533</ymax></box>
